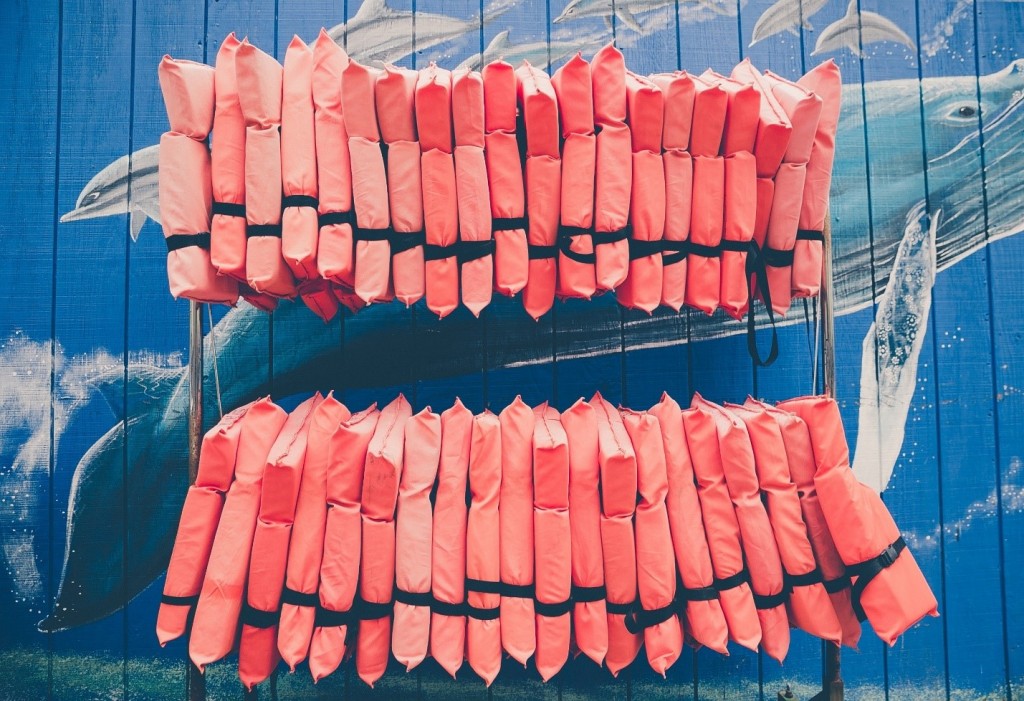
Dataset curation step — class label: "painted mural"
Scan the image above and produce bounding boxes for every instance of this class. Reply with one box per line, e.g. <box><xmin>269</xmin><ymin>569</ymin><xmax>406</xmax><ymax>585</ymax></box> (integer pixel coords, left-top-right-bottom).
<box><xmin>0</xmin><ymin>0</ymin><xmax>1021</xmax><ymax>698</ymax></box>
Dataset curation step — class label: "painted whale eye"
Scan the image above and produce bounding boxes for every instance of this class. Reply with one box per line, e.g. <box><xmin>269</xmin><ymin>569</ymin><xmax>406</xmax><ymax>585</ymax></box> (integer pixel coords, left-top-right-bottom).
<box><xmin>83</xmin><ymin>191</ymin><xmax>100</xmax><ymax>204</ymax></box>
<box><xmin>955</xmin><ymin>105</ymin><xmax>976</xmax><ymax>118</ymax></box>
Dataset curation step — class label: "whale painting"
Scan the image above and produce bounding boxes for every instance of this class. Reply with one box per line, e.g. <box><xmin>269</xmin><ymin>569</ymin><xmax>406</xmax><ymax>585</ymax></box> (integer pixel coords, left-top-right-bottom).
<box><xmin>1</xmin><ymin>0</ymin><xmax>1022</xmax><ymax>698</ymax></box>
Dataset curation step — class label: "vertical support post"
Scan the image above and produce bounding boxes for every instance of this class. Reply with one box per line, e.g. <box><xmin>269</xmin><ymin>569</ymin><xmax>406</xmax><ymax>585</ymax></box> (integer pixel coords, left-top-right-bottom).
<box><xmin>186</xmin><ymin>300</ymin><xmax>207</xmax><ymax>701</ymax></box>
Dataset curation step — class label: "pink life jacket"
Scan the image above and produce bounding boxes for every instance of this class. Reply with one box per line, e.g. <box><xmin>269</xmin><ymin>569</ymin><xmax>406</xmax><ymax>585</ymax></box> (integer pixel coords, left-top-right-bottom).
<box><xmin>498</xmin><ymin>396</ymin><xmax>536</xmax><ymax>665</ymax></box>
<box><xmin>277</xmin><ymin>394</ymin><xmax>351</xmax><ymax>670</ymax></box>
<box><xmin>794</xmin><ymin>60</ymin><xmax>842</xmax><ymax>299</ymax></box>
<box><xmin>157</xmin><ymin>401</ymin><xmax>253</xmax><ymax>645</ymax></box>
<box><xmin>698</xmin><ymin>398</ymin><xmax>789</xmax><ymax>662</ymax></box>
<box><xmin>560</xmin><ymin>399</ymin><xmax>608</xmax><ymax>666</ymax></box>
<box><xmin>157</xmin><ymin>56</ymin><xmax>238</xmax><ymax>305</ymax></box>
<box><xmin>308</xmin><ymin>405</ymin><xmax>380</xmax><ymax>682</ymax></box>
<box><xmin>344</xmin><ymin>59</ymin><xmax>393</xmax><ymax>305</ymax></box>
<box><xmin>778</xmin><ymin>397</ymin><xmax>938</xmax><ymax>646</ymax></box>
<box><xmin>416</xmin><ymin>64</ymin><xmax>460</xmax><ymax>318</ymax></box>
<box><xmin>189</xmin><ymin>398</ymin><xmax>287</xmax><ymax>672</ymax></box>
<box><xmin>239</xmin><ymin>394</ymin><xmax>323</xmax><ymax>689</ymax></box>
<box><xmin>516</xmin><ymin>62</ymin><xmax>561</xmax><ymax>320</ymax></box>
<box><xmin>533</xmin><ymin>403</ymin><xmax>571</xmax><ymax>682</ymax></box>
<box><xmin>551</xmin><ymin>53</ymin><xmax>598</xmax><ymax>300</ymax></box>
<box><xmin>236</xmin><ymin>40</ymin><xmax>296</xmax><ymax>299</ymax></box>
<box><xmin>621</xmin><ymin>410</ymin><xmax>683</xmax><ymax>676</ymax></box>
<box><xmin>430</xmin><ymin>400</ymin><xmax>473</xmax><ymax>678</ymax></box>
<box><xmin>680</xmin><ymin>397</ymin><xmax>761</xmax><ymax>652</ymax></box>
<box><xmin>592</xmin><ymin>392</ymin><xmax>642</xmax><ymax>675</ymax></box>
<box><xmin>616</xmin><ymin>73</ymin><xmax>665</xmax><ymax>314</ymax></box>
<box><xmin>376</xmin><ymin>64</ymin><xmax>425</xmax><ymax>308</ymax></box>
<box><xmin>466</xmin><ymin>410</ymin><xmax>503</xmax><ymax>685</ymax></box>
<box><xmin>312</xmin><ymin>31</ymin><xmax>356</xmax><ymax>293</ymax></box>
<box><xmin>356</xmin><ymin>395</ymin><xmax>413</xmax><ymax>687</ymax></box>
<box><xmin>648</xmin><ymin>393</ymin><xmax>729</xmax><ymax>654</ymax></box>
<box><xmin>728</xmin><ymin>401</ymin><xmax>843</xmax><ymax>646</ymax></box>
<box><xmin>392</xmin><ymin>407</ymin><xmax>441</xmax><ymax>672</ymax></box>
<box><xmin>453</xmin><ymin>69</ymin><xmax>495</xmax><ymax>316</ymax></box>
<box><xmin>591</xmin><ymin>44</ymin><xmax>631</xmax><ymax>292</ymax></box>
<box><xmin>651</xmin><ymin>72</ymin><xmax>695</xmax><ymax>312</ymax></box>
<box><xmin>482</xmin><ymin>60</ymin><xmax>528</xmax><ymax>298</ymax></box>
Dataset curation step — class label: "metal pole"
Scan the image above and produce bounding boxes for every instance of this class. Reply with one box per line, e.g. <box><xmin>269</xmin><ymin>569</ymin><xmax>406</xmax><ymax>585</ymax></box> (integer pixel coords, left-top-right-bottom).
<box><xmin>186</xmin><ymin>300</ymin><xmax>207</xmax><ymax>701</ymax></box>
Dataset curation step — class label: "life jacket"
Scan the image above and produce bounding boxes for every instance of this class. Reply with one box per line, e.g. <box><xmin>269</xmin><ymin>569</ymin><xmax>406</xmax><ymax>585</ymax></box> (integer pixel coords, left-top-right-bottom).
<box><xmin>621</xmin><ymin>410</ymin><xmax>683</xmax><ymax>676</ymax></box>
<box><xmin>498</xmin><ymin>396</ymin><xmax>536</xmax><ymax>665</ymax></box>
<box><xmin>727</xmin><ymin>401</ymin><xmax>843</xmax><ymax>646</ymax></box>
<box><xmin>281</xmin><ymin>37</ymin><xmax>338</xmax><ymax>322</ymax></box>
<box><xmin>355</xmin><ymin>395</ymin><xmax>413</xmax><ymax>687</ymax></box>
<box><xmin>157</xmin><ymin>56</ymin><xmax>238</xmax><ymax>305</ymax></box>
<box><xmin>189</xmin><ymin>398</ymin><xmax>287</xmax><ymax>672</ymax></box>
<box><xmin>778</xmin><ymin>396</ymin><xmax>938</xmax><ymax>646</ymax></box>
<box><xmin>157</xmin><ymin>400</ymin><xmax>253</xmax><ymax>646</ymax></box>
<box><xmin>551</xmin><ymin>53</ymin><xmax>597</xmax><ymax>300</ymax></box>
<box><xmin>648</xmin><ymin>393</ymin><xmax>729</xmax><ymax>654</ymax></box>
<box><xmin>482</xmin><ymin>60</ymin><xmax>528</xmax><ymax>298</ymax></box>
<box><xmin>416</xmin><ymin>64</ymin><xmax>460</xmax><ymax>318</ymax></box>
<box><xmin>308</xmin><ymin>404</ymin><xmax>380</xmax><ymax>682</ymax></box>
<box><xmin>376</xmin><ymin>64</ymin><xmax>425</xmax><ymax>308</ymax></box>
<box><xmin>312</xmin><ymin>31</ymin><xmax>356</xmax><ymax>294</ymax></box>
<box><xmin>651</xmin><ymin>72</ymin><xmax>694</xmax><ymax>313</ymax></box>
<box><xmin>591</xmin><ymin>44</ymin><xmax>631</xmax><ymax>292</ymax></box>
<box><xmin>680</xmin><ymin>398</ymin><xmax>761</xmax><ymax>652</ymax></box>
<box><xmin>236</xmin><ymin>40</ymin><xmax>296</xmax><ymax>299</ymax></box>
<box><xmin>560</xmin><ymin>399</ymin><xmax>608</xmax><ymax>666</ymax></box>
<box><xmin>239</xmin><ymin>394</ymin><xmax>323</xmax><ymax>689</ymax></box>
<box><xmin>391</xmin><ymin>407</ymin><xmax>441</xmax><ymax>672</ymax></box>
<box><xmin>453</xmin><ymin>69</ymin><xmax>495</xmax><ymax>316</ymax></box>
<box><xmin>532</xmin><ymin>403</ymin><xmax>571</xmax><ymax>682</ymax></box>
<box><xmin>344</xmin><ymin>58</ymin><xmax>393</xmax><ymax>306</ymax></box>
<box><xmin>592</xmin><ymin>392</ymin><xmax>642</xmax><ymax>675</ymax></box>
<box><xmin>793</xmin><ymin>60</ymin><xmax>842</xmax><ymax>299</ymax></box>
<box><xmin>696</xmin><ymin>398</ymin><xmax>789</xmax><ymax>662</ymax></box>
<box><xmin>277</xmin><ymin>394</ymin><xmax>351</xmax><ymax>671</ymax></box>
<box><xmin>616</xmin><ymin>73</ymin><xmax>665</xmax><ymax>314</ymax></box>
<box><xmin>430</xmin><ymin>400</ymin><xmax>473</xmax><ymax>678</ymax></box>
<box><xmin>516</xmin><ymin>62</ymin><xmax>560</xmax><ymax>320</ymax></box>
<box><xmin>466</xmin><ymin>410</ymin><xmax>503</xmax><ymax>685</ymax></box>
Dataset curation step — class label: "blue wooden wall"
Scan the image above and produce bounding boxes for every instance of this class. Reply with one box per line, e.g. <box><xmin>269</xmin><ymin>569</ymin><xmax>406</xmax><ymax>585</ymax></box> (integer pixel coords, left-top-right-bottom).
<box><xmin>0</xmin><ymin>0</ymin><xmax>1022</xmax><ymax>698</ymax></box>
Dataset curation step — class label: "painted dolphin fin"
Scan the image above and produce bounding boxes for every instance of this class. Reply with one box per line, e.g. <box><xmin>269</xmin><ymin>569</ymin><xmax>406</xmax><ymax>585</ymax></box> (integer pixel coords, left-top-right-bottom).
<box><xmin>130</xmin><ymin>209</ymin><xmax>146</xmax><ymax>241</ymax></box>
<box><xmin>853</xmin><ymin>201</ymin><xmax>939</xmax><ymax>493</ymax></box>
<box><xmin>615</xmin><ymin>5</ymin><xmax>643</xmax><ymax>33</ymax></box>
<box><xmin>488</xmin><ymin>29</ymin><xmax>512</xmax><ymax>54</ymax></box>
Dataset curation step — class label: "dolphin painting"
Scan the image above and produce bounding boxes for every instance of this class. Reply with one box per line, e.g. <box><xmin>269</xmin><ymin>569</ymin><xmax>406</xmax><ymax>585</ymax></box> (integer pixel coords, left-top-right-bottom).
<box><xmin>812</xmin><ymin>0</ymin><xmax>916</xmax><ymax>57</ymax></box>
<box><xmin>455</xmin><ymin>29</ymin><xmax>609</xmax><ymax>71</ymax></box>
<box><xmin>552</xmin><ymin>0</ymin><xmax>735</xmax><ymax>35</ymax></box>
<box><xmin>749</xmin><ymin>0</ymin><xmax>829</xmax><ymax>47</ymax></box>
<box><xmin>37</xmin><ymin>61</ymin><xmax>1024</xmax><ymax>630</ymax></box>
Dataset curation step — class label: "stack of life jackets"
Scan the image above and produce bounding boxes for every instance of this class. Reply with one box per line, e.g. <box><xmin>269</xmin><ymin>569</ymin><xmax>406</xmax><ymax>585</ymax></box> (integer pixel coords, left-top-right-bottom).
<box><xmin>157</xmin><ymin>37</ymin><xmax>842</xmax><ymax>365</ymax></box>
<box><xmin>161</xmin><ymin>391</ymin><xmax>935</xmax><ymax>687</ymax></box>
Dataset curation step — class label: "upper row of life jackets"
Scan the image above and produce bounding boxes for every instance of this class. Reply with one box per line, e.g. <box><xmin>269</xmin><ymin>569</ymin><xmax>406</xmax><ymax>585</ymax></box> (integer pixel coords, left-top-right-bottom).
<box><xmin>157</xmin><ymin>33</ymin><xmax>842</xmax><ymax>345</ymax></box>
<box><xmin>157</xmin><ymin>391</ymin><xmax>937</xmax><ymax>689</ymax></box>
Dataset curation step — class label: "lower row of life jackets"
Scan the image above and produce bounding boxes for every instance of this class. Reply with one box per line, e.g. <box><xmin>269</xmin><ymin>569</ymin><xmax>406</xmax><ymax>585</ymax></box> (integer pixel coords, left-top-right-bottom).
<box><xmin>156</xmin><ymin>391</ymin><xmax>936</xmax><ymax>689</ymax></box>
<box><xmin>156</xmin><ymin>36</ymin><xmax>842</xmax><ymax>366</ymax></box>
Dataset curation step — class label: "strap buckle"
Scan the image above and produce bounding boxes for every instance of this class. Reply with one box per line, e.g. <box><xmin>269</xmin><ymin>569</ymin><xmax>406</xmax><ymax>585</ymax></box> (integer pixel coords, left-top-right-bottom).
<box><xmin>877</xmin><ymin>543</ymin><xmax>900</xmax><ymax>569</ymax></box>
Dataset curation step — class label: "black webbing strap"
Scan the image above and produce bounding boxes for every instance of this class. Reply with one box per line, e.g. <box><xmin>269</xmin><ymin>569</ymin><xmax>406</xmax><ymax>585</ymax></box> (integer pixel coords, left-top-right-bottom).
<box><xmin>688</xmin><ymin>241</ymin><xmax>721</xmax><ymax>258</ymax></box>
<box><xmin>212</xmin><ymin>201</ymin><xmax>245</xmax><ymax>218</ymax></box>
<box><xmin>457</xmin><ymin>239</ymin><xmax>496</xmax><ymax>263</ymax></box>
<box><xmin>466</xmin><ymin>578</ymin><xmax>503</xmax><ymax>595</ymax></box>
<box><xmin>625</xmin><ymin>601</ymin><xmax>677</xmax><ymax>634</ymax></box>
<box><xmin>714</xmin><ymin>569</ymin><xmax>750</xmax><ymax>592</ymax></box>
<box><xmin>283</xmin><ymin>194</ymin><xmax>318</xmax><ymax>209</ymax></box>
<box><xmin>160</xmin><ymin>593</ymin><xmax>199</xmax><ymax>607</ymax></box>
<box><xmin>318</xmin><ymin>210</ymin><xmax>355</xmax><ymax>229</ymax></box>
<box><xmin>557</xmin><ymin>224</ymin><xmax>597</xmax><ymax>265</ymax></box>
<box><xmin>390</xmin><ymin>231</ymin><xmax>426</xmax><ymax>254</ymax></box>
<box><xmin>786</xmin><ymin>569</ymin><xmax>824</xmax><ymax>589</ymax></box>
<box><xmin>677</xmin><ymin>585</ymin><xmax>719</xmax><ymax>602</ymax></box>
<box><xmin>314</xmin><ymin>604</ymin><xmax>355</xmax><ymax>627</ymax></box>
<box><xmin>247</xmin><ymin>224</ymin><xmax>282</xmax><ymax>238</ymax></box>
<box><xmin>662</xmin><ymin>240</ymin><xmax>690</xmax><ymax>266</ymax></box>
<box><xmin>493</xmin><ymin>216</ymin><xmax>528</xmax><ymax>232</ymax></box>
<box><xmin>606</xmin><ymin>600</ymin><xmax>636</xmax><ymax>616</ymax></box>
<box><xmin>240</xmin><ymin>602</ymin><xmax>279</xmax><ymax>629</ymax></box>
<box><xmin>280</xmin><ymin>587</ymin><xmax>319</xmax><ymax>608</ymax></box>
<box><xmin>846</xmin><ymin>536</ymin><xmax>907</xmax><ymax>622</ymax></box>
<box><xmin>628</xmin><ymin>238</ymin><xmax>664</xmax><ymax>260</ymax></box>
<box><xmin>754</xmin><ymin>590</ymin><xmax>789</xmax><ymax>610</ymax></box>
<box><xmin>823</xmin><ymin>575</ymin><xmax>853</xmax><ymax>594</ymax></box>
<box><xmin>762</xmin><ymin>245</ymin><xmax>794</xmax><ymax>268</ymax></box>
<box><xmin>498</xmin><ymin>582</ymin><xmax>537</xmax><ymax>599</ymax></box>
<box><xmin>592</xmin><ymin>227</ymin><xmax>631</xmax><ymax>246</ymax></box>
<box><xmin>466</xmin><ymin>604</ymin><xmax>501</xmax><ymax>621</ymax></box>
<box><xmin>796</xmin><ymin>229</ymin><xmax>825</xmax><ymax>242</ymax></box>
<box><xmin>571</xmin><ymin>584</ymin><xmax>607</xmax><ymax>603</ymax></box>
<box><xmin>354</xmin><ymin>226</ymin><xmax>393</xmax><ymax>242</ymax></box>
<box><xmin>432</xmin><ymin>599</ymin><xmax>468</xmax><ymax>617</ymax></box>
<box><xmin>737</xmin><ymin>238</ymin><xmax>780</xmax><ymax>367</ymax></box>
<box><xmin>534</xmin><ymin>599</ymin><xmax>572</xmax><ymax>617</ymax></box>
<box><xmin>353</xmin><ymin>596</ymin><xmax>394</xmax><ymax>621</ymax></box>
<box><xmin>394</xmin><ymin>589</ymin><xmax>434</xmax><ymax>607</ymax></box>
<box><xmin>424</xmin><ymin>242</ymin><xmax>458</xmax><ymax>261</ymax></box>
<box><xmin>165</xmin><ymin>233</ymin><xmax>210</xmax><ymax>252</ymax></box>
<box><xmin>528</xmin><ymin>244</ymin><xmax>558</xmax><ymax>260</ymax></box>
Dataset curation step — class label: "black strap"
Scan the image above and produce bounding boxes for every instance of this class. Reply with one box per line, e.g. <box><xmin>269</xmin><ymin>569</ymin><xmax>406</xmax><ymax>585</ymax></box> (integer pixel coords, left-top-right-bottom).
<box><xmin>390</xmin><ymin>231</ymin><xmax>425</xmax><ymax>255</ymax></box>
<box><xmin>558</xmin><ymin>225</ymin><xmax>597</xmax><ymax>265</ymax></box>
<box><xmin>743</xmin><ymin>239</ymin><xmax>780</xmax><ymax>367</ymax></box>
<box><xmin>394</xmin><ymin>589</ymin><xmax>434</xmax><ymax>607</ymax></box>
<box><xmin>534</xmin><ymin>599</ymin><xmax>572</xmax><ymax>617</ymax></box>
<box><xmin>466</xmin><ymin>605</ymin><xmax>501</xmax><ymax>621</ymax></box>
<box><xmin>318</xmin><ymin>210</ymin><xmax>355</xmax><ymax>228</ymax></box>
<box><xmin>571</xmin><ymin>584</ymin><xmax>607</xmax><ymax>603</ymax></box>
<box><xmin>625</xmin><ymin>602</ymin><xmax>676</xmax><ymax>634</ymax></box>
<box><xmin>606</xmin><ymin>600</ymin><xmax>636</xmax><ymax>615</ymax></box>
<box><xmin>354</xmin><ymin>226</ymin><xmax>393</xmax><ymax>242</ymax></box>
<box><xmin>754</xmin><ymin>590</ymin><xmax>789</xmax><ymax>610</ymax></box>
<box><xmin>212</xmin><ymin>201</ymin><xmax>245</xmax><ymax>218</ymax></box>
<box><xmin>165</xmin><ymin>233</ymin><xmax>210</xmax><ymax>252</ymax></box>
<box><xmin>714</xmin><ymin>569</ymin><xmax>750</xmax><ymax>592</ymax></box>
<box><xmin>424</xmin><ymin>242</ymin><xmax>458</xmax><ymax>261</ymax></box>
<box><xmin>314</xmin><ymin>604</ymin><xmax>354</xmax><ymax>627</ymax></box>
<box><xmin>498</xmin><ymin>582</ymin><xmax>536</xmax><ymax>599</ymax></box>
<box><xmin>240</xmin><ymin>602</ymin><xmax>279</xmax><ymax>629</ymax></box>
<box><xmin>662</xmin><ymin>240</ymin><xmax>690</xmax><ymax>266</ymax></box>
<box><xmin>458</xmin><ymin>239</ymin><xmax>496</xmax><ymax>263</ymax></box>
<box><xmin>353</xmin><ymin>597</ymin><xmax>394</xmax><ymax>621</ymax></box>
<box><xmin>493</xmin><ymin>216</ymin><xmax>528</xmax><ymax>232</ymax></box>
<box><xmin>283</xmin><ymin>194</ymin><xmax>318</xmax><ymax>209</ymax></box>
<box><xmin>592</xmin><ymin>227</ymin><xmax>631</xmax><ymax>245</ymax></box>
<box><xmin>823</xmin><ymin>575</ymin><xmax>852</xmax><ymax>594</ymax></box>
<box><xmin>466</xmin><ymin>578</ymin><xmax>503</xmax><ymax>595</ymax></box>
<box><xmin>281</xmin><ymin>588</ymin><xmax>319</xmax><ymax>608</ymax></box>
<box><xmin>846</xmin><ymin>536</ymin><xmax>906</xmax><ymax>622</ymax></box>
<box><xmin>247</xmin><ymin>224</ymin><xmax>282</xmax><ymax>238</ymax></box>
<box><xmin>688</xmin><ymin>241</ymin><xmax>721</xmax><ymax>258</ymax></box>
<box><xmin>432</xmin><ymin>599</ymin><xmax>468</xmax><ymax>617</ymax></box>
<box><xmin>628</xmin><ymin>238</ymin><xmax>664</xmax><ymax>260</ymax></box>
<box><xmin>678</xmin><ymin>585</ymin><xmax>719</xmax><ymax>602</ymax></box>
<box><xmin>796</xmin><ymin>229</ymin><xmax>825</xmax><ymax>242</ymax></box>
<box><xmin>528</xmin><ymin>244</ymin><xmax>557</xmax><ymax>260</ymax></box>
<box><xmin>160</xmin><ymin>593</ymin><xmax>199</xmax><ymax>607</ymax></box>
<box><xmin>762</xmin><ymin>245</ymin><xmax>794</xmax><ymax>267</ymax></box>
<box><xmin>786</xmin><ymin>569</ymin><xmax>824</xmax><ymax>588</ymax></box>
